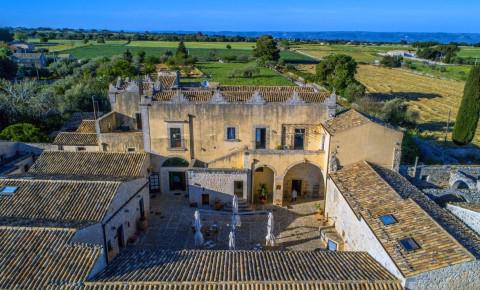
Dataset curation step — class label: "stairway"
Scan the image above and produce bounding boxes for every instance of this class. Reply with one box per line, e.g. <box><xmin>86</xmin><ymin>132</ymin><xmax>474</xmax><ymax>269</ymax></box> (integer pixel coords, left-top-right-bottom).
<box><xmin>223</xmin><ymin>197</ymin><xmax>253</xmax><ymax>213</ymax></box>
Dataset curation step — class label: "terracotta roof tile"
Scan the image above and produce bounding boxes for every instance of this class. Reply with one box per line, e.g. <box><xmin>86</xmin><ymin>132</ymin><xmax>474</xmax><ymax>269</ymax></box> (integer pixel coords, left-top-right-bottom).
<box><xmin>329</xmin><ymin>162</ymin><xmax>475</xmax><ymax>277</ymax></box>
<box><xmin>29</xmin><ymin>151</ymin><xmax>148</xmax><ymax>177</ymax></box>
<box><xmin>76</xmin><ymin>120</ymin><xmax>97</xmax><ymax>133</ymax></box>
<box><xmin>91</xmin><ymin>249</ymin><xmax>401</xmax><ymax>288</ymax></box>
<box><xmin>323</xmin><ymin>109</ymin><xmax>372</xmax><ymax>134</ymax></box>
<box><xmin>53</xmin><ymin>132</ymin><xmax>98</xmax><ymax>146</ymax></box>
<box><xmin>0</xmin><ymin>177</ymin><xmax>121</xmax><ymax>224</ymax></box>
<box><xmin>0</xmin><ymin>226</ymin><xmax>101</xmax><ymax>288</ymax></box>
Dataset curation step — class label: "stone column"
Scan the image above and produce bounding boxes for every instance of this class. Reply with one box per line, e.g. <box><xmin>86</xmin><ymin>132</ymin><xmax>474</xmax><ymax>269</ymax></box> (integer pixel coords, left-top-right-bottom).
<box><xmin>273</xmin><ymin>176</ymin><xmax>284</xmax><ymax>207</ymax></box>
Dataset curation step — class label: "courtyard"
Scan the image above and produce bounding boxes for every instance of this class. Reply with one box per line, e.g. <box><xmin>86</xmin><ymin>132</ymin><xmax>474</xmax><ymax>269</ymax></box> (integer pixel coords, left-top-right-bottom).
<box><xmin>135</xmin><ymin>191</ymin><xmax>326</xmax><ymax>251</ymax></box>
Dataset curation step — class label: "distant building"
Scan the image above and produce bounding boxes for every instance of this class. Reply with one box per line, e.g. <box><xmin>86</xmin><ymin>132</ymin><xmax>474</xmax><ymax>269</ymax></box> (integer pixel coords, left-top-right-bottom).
<box><xmin>382</xmin><ymin>50</ymin><xmax>417</xmax><ymax>58</ymax></box>
<box><xmin>12</xmin><ymin>52</ymin><xmax>47</xmax><ymax>69</ymax></box>
<box><xmin>8</xmin><ymin>41</ymin><xmax>35</xmax><ymax>53</ymax></box>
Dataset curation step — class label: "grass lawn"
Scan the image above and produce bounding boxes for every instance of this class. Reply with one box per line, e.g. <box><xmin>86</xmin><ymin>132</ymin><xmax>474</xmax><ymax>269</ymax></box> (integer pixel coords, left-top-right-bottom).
<box><xmin>293</xmin><ymin>44</ymin><xmax>410</xmax><ymax>63</ymax></box>
<box><xmin>356</xmin><ymin>65</ymin><xmax>479</xmax><ymax>144</ymax></box>
<box><xmin>194</xmin><ymin>62</ymin><xmax>293</xmax><ymax>86</ymax></box>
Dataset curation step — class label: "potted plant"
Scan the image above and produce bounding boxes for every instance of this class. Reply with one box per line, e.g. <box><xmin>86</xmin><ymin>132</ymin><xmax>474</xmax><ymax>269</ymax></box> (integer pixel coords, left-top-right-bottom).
<box><xmin>314</xmin><ymin>203</ymin><xmax>323</xmax><ymax>221</ymax></box>
<box><xmin>258</xmin><ymin>184</ymin><xmax>268</xmax><ymax>203</ymax></box>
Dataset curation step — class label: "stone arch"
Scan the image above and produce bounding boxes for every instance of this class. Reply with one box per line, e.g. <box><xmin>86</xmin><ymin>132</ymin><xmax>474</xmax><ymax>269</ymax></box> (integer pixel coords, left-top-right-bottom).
<box><xmin>452</xmin><ymin>180</ymin><xmax>470</xmax><ymax>190</ymax></box>
<box><xmin>449</xmin><ymin>171</ymin><xmax>476</xmax><ymax>190</ymax></box>
<box><xmin>283</xmin><ymin>162</ymin><xmax>324</xmax><ymax>201</ymax></box>
<box><xmin>253</xmin><ymin>164</ymin><xmax>276</xmax><ymax>203</ymax></box>
<box><xmin>162</xmin><ymin>157</ymin><xmax>189</xmax><ymax>167</ymax></box>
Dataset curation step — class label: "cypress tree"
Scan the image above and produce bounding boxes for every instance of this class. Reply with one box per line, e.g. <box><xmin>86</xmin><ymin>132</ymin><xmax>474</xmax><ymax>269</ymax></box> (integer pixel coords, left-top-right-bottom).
<box><xmin>452</xmin><ymin>65</ymin><xmax>480</xmax><ymax>145</ymax></box>
<box><xmin>176</xmin><ymin>41</ymin><xmax>188</xmax><ymax>58</ymax></box>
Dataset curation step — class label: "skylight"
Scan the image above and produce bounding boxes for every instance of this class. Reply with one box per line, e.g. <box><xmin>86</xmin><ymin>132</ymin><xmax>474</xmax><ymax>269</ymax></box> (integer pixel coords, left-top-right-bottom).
<box><xmin>399</xmin><ymin>238</ymin><xmax>420</xmax><ymax>252</ymax></box>
<box><xmin>0</xmin><ymin>186</ymin><xmax>18</xmax><ymax>196</ymax></box>
<box><xmin>379</xmin><ymin>214</ymin><xmax>397</xmax><ymax>225</ymax></box>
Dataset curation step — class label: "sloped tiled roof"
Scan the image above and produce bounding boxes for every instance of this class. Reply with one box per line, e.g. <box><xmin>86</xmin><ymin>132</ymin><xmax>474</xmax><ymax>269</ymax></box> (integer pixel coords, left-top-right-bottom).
<box><xmin>158</xmin><ymin>75</ymin><xmax>178</xmax><ymax>89</ymax></box>
<box><xmin>154</xmin><ymin>90</ymin><xmax>328</xmax><ymax>103</ymax></box>
<box><xmin>53</xmin><ymin>132</ymin><xmax>98</xmax><ymax>146</ymax></box>
<box><xmin>322</xmin><ymin>109</ymin><xmax>373</xmax><ymax>134</ymax></box>
<box><xmin>30</xmin><ymin>151</ymin><xmax>148</xmax><ymax>177</ymax></box>
<box><xmin>77</xmin><ymin>120</ymin><xmax>97</xmax><ymax>133</ymax></box>
<box><xmin>0</xmin><ymin>226</ymin><xmax>101</xmax><ymax>289</ymax></box>
<box><xmin>371</xmin><ymin>164</ymin><xmax>480</xmax><ymax>258</ymax></box>
<box><xmin>0</xmin><ymin>177</ymin><xmax>121</xmax><ymax>225</ymax></box>
<box><xmin>329</xmin><ymin>162</ymin><xmax>475</xmax><ymax>277</ymax></box>
<box><xmin>89</xmin><ymin>249</ymin><xmax>402</xmax><ymax>289</ymax></box>
<box><xmin>219</xmin><ymin>85</ymin><xmax>315</xmax><ymax>93</ymax></box>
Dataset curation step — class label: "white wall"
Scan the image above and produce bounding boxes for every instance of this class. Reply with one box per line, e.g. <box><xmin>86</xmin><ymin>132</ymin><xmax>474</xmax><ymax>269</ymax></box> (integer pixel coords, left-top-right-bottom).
<box><xmin>325</xmin><ymin>178</ymin><xmax>406</xmax><ymax>283</ymax></box>
<box><xmin>102</xmin><ymin>178</ymin><xmax>149</xmax><ymax>260</ymax></box>
<box><xmin>188</xmin><ymin>169</ymin><xmax>249</xmax><ymax>206</ymax></box>
<box><xmin>447</xmin><ymin>204</ymin><xmax>480</xmax><ymax>235</ymax></box>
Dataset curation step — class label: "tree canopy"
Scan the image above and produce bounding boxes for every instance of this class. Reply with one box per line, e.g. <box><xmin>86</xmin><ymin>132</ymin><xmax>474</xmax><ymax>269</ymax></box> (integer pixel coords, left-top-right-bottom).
<box><xmin>253</xmin><ymin>35</ymin><xmax>280</xmax><ymax>64</ymax></box>
<box><xmin>452</xmin><ymin>65</ymin><xmax>480</xmax><ymax>145</ymax></box>
<box><xmin>0</xmin><ymin>29</ymin><xmax>13</xmax><ymax>43</ymax></box>
<box><xmin>176</xmin><ymin>41</ymin><xmax>189</xmax><ymax>58</ymax></box>
<box><xmin>0</xmin><ymin>123</ymin><xmax>48</xmax><ymax>142</ymax></box>
<box><xmin>316</xmin><ymin>54</ymin><xmax>358</xmax><ymax>92</ymax></box>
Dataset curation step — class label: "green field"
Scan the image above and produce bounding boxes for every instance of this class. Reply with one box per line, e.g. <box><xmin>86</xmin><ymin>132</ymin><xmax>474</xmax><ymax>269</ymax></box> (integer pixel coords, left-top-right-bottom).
<box><xmin>293</xmin><ymin>44</ymin><xmax>409</xmax><ymax>63</ymax></box>
<box><xmin>190</xmin><ymin>62</ymin><xmax>293</xmax><ymax>86</ymax></box>
<box><xmin>127</xmin><ymin>41</ymin><xmax>255</xmax><ymax>50</ymax></box>
<box><xmin>457</xmin><ymin>46</ymin><xmax>480</xmax><ymax>58</ymax></box>
<box><xmin>406</xmin><ymin>62</ymin><xmax>471</xmax><ymax>81</ymax></box>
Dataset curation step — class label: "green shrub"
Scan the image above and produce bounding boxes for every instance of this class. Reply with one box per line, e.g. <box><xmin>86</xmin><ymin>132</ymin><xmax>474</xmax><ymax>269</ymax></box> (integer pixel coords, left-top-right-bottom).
<box><xmin>0</xmin><ymin>123</ymin><xmax>48</xmax><ymax>142</ymax></box>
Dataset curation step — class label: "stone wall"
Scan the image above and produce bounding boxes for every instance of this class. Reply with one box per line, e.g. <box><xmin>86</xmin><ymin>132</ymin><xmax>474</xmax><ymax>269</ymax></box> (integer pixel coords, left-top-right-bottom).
<box><xmin>404</xmin><ymin>165</ymin><xmax>480</xmax><ymax>190</ymax></box>
<box><xmin>447</xmin><ymin>204</ymin><xmax>480</xmax><ymax>235</ymax></box>
<box><xmin>187</xmin><ymin>169</ymin><xmax>249</xmax><ymax>206</ymax></box>
<box><xmin>406</xmin><ymin>260</ymin><xmax>480</xmax><ymax>290</ymax></box>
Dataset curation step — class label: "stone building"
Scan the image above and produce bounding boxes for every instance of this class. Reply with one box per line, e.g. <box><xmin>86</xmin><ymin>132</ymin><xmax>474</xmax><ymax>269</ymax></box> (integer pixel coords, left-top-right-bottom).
<box><xmin>325</xmin><ymin>161</ymin><xmax>480</xmax><ymax>289</ymax></box>
<box><xmin>106</xmin><ymin>76</ymin><xmax>403</xmax><ymax>209</ymax></box>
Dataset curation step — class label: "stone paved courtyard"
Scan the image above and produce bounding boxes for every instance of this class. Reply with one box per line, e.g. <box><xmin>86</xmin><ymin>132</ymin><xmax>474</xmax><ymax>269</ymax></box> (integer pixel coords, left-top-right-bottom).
<box><xmin>135</xmin><ymin>192</ymin><xmax>326</xmax><ymax>251</ymax></box>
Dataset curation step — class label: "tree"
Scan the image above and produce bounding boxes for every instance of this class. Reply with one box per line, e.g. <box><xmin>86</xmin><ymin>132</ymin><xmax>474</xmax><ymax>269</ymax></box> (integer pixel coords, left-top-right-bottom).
<box><xmin>452</xmin><ymin>65</ymin><xmax>480</xmax><ymax>145</ymax></box>
<box><xmin>175</xmin><ymin>41</ymin><xmax>188</xmax><ymax>58</ymax></box>
<box><xmin>253</xmin><ymin>35</ymin><xmax>280</xmax><ymax>64</ymax></box>
<box><xmin>0</xmin><ymin>29</ymin><xmax>13</xmax><ymax>43</ymax></box>
<box><xmin>0</xmin><ymin>56</ymin><xmax>17</xmax><ymax>80</ymax></box>
<box><xmin>14</xmin><ymin>31</ymin><xmax>28</xmax><ymax>42</ymax></box>
<box><xmin>226</xmin><ymin>44</ymin><xmax>232</xmax><ymax>49</ymax></box>
<box><xmin>0</xmin><ymin>123</ymin><xmax>47</xmax><ymax>142</ymax></box>
<box><xmin>97</xmin><ymin>37</ymin><xmax>105</xmax><ymax>44</ymax></box>
<box><xmin>344</xmin><ymin>82</ymin><xmax>366</xmax><ymax>103</ymax></box>
<box><xmin>123</xmin><ymin>49</ymin><xmax>133</xmax><ymax>63</ymax></box>
<box><xmin>316</xmin><ymin>54</ymin><xmax>358</xmax><ymax>94</ymax></box>
<box><xmin>381</xmin><ymin>55</ymin><xmax>403</xmax><ymax>68</ymax></box>
<box><xmin>137</xmin><ymin>50</ymin><xmax>146</xmax><ymax>63</ymax></box>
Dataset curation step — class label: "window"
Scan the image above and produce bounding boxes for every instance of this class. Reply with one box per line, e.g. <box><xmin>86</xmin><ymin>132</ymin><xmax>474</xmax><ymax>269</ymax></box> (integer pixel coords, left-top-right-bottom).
<box><xmin>293</xmin><ymin>128</ymin><xmax>305</xmax><ymax>150</ymax></box>
<box><xmin>0</xmin><ymin>186</ymin><xmax>18</xmax><ymax>196</ymax></box>
<box><xmin>77</xmin><ymin>147</ymin><xmax>86</xmax><ymax>151</ymax></box>
<box><xmin>58</xmin><ymin>145</ymin><xmax>64</xmax><ymax>151</ymax></box>
<box><xmin>327</xmin><ymin>240</ymin><xmax>338</xmax><ymax>251</ymax></box>
<box><xmin>399</xmin><ymin>237</ymin><xmax>420</xmax><ymax>251</ymax></box>
<box><xmin>226</xmin><ymin>127</ymin><xmax>236</xmax><ymax>140</ymax></box>
<box><xmin>169</xmin><ymin>128</ymin><xmax>182</xmax><ymax>148</ymax></box>
<box><xmin>379</xmin><ymin>214</ymin><xmax>397</xmax><ymax>225</ymax></box>
<box><xmin>135</xmin><ymin>113</ymin><xmax>142</xmax><ymax>130</ymax></box>
<box><xmin>255</xmin><ymin>128</ymin><xmax>267</xmax><ymax>149</ymax></box>
<box><xmin>127</xmin><ymin>147</ymin><xmax>136</xmax><ymax>152</ymax></box>
<box><xmin>102</xmin><ymin>143</ymin><xmax>109</xmax><ymax>152</ymax></box>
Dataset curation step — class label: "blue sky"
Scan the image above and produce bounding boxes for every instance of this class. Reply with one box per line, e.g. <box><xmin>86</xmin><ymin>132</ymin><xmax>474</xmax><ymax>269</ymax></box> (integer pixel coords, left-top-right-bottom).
<box><xmin>1</xmin><ymin>0</ymin><xmax>479</xmax><ymax>33</ymax></box>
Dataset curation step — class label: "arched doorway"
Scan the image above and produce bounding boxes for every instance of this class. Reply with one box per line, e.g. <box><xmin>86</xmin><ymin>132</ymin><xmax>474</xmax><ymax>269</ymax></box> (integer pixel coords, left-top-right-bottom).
<box><xmin>283</xmin><ymin>162</ymin><xmax>323</xmax><ymax>202</ymax></box>
<box><xmin>253</xmin><ymin>166</ymin><xmax>275</xmax><ymax>203</ymax></box>
<box><xmin>161</xmin><ymin>157</ymin><xmax>189</xmax><ymax>193</ymax></box>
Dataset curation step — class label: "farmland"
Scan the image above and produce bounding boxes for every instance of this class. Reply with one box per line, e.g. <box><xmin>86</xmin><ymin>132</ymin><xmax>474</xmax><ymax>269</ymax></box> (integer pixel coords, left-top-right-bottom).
<box><xmin>193</xmin><ymin>62</ymin><xmax>293</xmax><ymax>86</ymax></box>
<box><xmin>356</xmin><ymin>65</ymin><xmax>479</xmax><ymax>145</ymax></box>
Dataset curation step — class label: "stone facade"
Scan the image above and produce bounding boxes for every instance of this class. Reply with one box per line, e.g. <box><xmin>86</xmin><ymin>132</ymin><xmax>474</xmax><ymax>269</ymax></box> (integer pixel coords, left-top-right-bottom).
<box><xmin>187</xmin><ymin>169</ymin><xmax>249</xmax><ymax>206</ymax></box>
